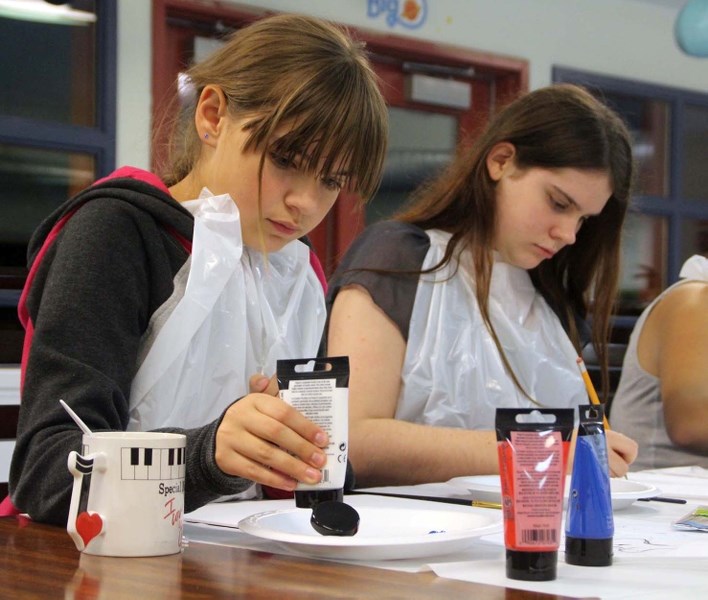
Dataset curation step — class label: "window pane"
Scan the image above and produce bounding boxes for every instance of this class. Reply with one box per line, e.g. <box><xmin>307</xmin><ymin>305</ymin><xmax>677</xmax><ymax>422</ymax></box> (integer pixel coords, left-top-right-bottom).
<box><xmin>618</xmin><ymin>212</ymin><xmax>667</xmax><ymax>315</ymax></box>
<box><xmin>366</xmin><ymin>107</ymin><xmax>457</xmax><ymax>224</ymax></box>
<box><xmin>681</xmin><ymin>104</ymin><xmax>708</xmax><ymax>203</ymax></box>
<box><xmin>0</xmin><ymin>144</ymin><xmax>95</xmax><ymax>276</ymax></box>
<box><xmin>602</xmin><ymin>93</ymin><xmax>670</xmax><ymax>198</ymax></box>
<box><xmin>0</xmin><ymin>3</ymin><xmax>97</xmax><ymax>126</ymax></box>
<box><xmin>681</xmin><ymin>218</ymin><xmax>708</xmax><ymax>261</ymax></box>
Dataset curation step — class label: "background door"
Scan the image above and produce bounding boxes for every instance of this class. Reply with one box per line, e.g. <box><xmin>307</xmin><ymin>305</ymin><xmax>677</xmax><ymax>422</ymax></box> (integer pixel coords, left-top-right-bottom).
<box><xmin>152</xmin><ymin>1</ymin><xmax>527</xmax><ymax>276</ymax></box>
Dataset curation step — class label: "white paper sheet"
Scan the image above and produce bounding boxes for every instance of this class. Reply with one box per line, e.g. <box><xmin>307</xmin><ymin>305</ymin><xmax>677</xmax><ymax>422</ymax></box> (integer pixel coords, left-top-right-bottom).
<box><xmin>184</xmin><ymin>468</ymin><xmax>708</xmax><ymax>598</ymax></box>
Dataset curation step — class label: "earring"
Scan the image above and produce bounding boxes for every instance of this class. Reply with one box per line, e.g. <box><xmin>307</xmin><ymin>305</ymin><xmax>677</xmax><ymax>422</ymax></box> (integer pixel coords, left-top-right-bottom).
<box><xmin>203</xmin><ymin>133</ymin><xmax>209</xmax><ymax>139</ymax></box>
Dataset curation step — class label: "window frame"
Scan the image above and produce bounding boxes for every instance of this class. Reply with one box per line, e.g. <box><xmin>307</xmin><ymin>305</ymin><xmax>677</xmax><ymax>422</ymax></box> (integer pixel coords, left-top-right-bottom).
<box><xmin>0</xmin><ymin>1</ymin><xmax>117</xmax><ymax>365</ymax></box>
<box><xmin>0</xmin><ymin>1</ymin><xmax>117</xmax><ymax>180</ymax></box>
<box><xmin>554</xmin><ymin>66</ymin><xmax>708</xmax><ymax>284</ymax></box>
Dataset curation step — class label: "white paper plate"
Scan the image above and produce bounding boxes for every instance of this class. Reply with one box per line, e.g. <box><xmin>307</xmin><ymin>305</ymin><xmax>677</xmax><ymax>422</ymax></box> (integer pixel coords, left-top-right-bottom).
<box><xmin>237</xmin><ymin>498</ymin><xmax>502</xmax><ymax>560</ymax></box>
<box><xmin>447</xmin><ymin>475</ymin><xmax>659</xmax><ymax>511</ymax></box>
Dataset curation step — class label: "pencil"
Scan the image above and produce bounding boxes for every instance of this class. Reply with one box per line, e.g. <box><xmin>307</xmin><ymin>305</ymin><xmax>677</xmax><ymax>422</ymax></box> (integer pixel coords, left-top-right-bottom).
<box><xmin>576</xmin><ymin>356</ymin><xmax>611</xmax><ymax>429</ymax></box>
<box><xmin>346</xmin><ymin>491</ymin><xmax>502</xmax><ymax>509</ymax></box>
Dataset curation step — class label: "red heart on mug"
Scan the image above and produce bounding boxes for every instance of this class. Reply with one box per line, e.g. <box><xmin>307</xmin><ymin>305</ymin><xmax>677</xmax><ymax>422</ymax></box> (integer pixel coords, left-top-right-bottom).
<box><xmin>76</xmin><ymin>512</ymin><xmax>103</xmax><ymax>547</ymax></box>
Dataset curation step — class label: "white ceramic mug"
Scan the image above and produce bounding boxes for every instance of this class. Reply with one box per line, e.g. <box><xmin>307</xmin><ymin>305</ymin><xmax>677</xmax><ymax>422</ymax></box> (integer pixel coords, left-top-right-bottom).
<box><xmin>66</xmin><ymin>431</ymin><xmax>186</xmax><ymax>557</ymax></box>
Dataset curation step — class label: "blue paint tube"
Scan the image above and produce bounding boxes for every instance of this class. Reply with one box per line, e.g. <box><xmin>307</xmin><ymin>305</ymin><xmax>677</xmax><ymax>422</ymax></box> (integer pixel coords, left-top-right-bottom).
<box><xmin>565</xmin><ymin>404</ymin><xmax>614</xmax><ymax>566</ymax></box>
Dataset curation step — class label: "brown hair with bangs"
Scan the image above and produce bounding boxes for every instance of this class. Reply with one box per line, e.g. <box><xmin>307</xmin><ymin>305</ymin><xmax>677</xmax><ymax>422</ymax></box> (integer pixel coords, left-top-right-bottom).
<box><xmin>396</xmin><ymin>83</ymin><xmax>634</xmax><ymax>403</ymax></box>
<box><xmin>161</xmin><ymin>13</ymin><xmax>388</xmax><ymax>203</ymax></box>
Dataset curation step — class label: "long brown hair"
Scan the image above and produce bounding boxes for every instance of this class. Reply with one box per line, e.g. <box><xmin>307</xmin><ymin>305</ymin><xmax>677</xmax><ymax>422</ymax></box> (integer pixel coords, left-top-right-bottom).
<box><xmin>396</xmin><ymin>83</ymin><xmax>634</xmax><ymax>401</ymax></box>
<box><xmin>159</xmin><ymin>13</ymin><xmax>388</xmax><ymax>202</ymax></box>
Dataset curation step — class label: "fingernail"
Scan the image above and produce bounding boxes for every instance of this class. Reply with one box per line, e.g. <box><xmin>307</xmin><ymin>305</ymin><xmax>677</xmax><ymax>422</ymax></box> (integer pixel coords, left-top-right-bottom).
<box><xmin>314</xmin><ymin>432</ymin><xmax>328</xmax><ymax>446</ymax></box>
<box><xmin>311</xmin><ymin>452</ymin><xmax>326</xmax><ymax>467</ymax></box>
<box><xmin>304</xmin><ymin>468</ymin><xmax>321</xmax><ymax>483</ymax></box>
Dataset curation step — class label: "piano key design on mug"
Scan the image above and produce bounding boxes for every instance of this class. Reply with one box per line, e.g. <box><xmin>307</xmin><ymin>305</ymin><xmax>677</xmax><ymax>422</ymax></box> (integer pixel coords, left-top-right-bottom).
<box><xmin>78</xmin><ymin>444</ymin><xmax>186</xmax><ymax>480</ymax></box>
<box><xmin>118</xmin><ymin>446</ymin><xmax>186</xmax><ymax>480</ymax></box>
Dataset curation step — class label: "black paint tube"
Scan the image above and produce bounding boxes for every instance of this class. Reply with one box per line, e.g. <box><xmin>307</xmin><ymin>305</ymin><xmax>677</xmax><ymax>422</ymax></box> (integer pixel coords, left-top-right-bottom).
<box><xmin>277</xmin><ymin>357</ymin><xmax>349</xmax><ymax>509</ymax></box>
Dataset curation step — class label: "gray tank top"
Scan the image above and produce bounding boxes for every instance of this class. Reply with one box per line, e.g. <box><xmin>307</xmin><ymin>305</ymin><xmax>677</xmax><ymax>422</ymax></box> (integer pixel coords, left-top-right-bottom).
<box><xmin>611</xmin><ymin>278</ymin><xmax>708</xmax><ymax>470</ymax></box>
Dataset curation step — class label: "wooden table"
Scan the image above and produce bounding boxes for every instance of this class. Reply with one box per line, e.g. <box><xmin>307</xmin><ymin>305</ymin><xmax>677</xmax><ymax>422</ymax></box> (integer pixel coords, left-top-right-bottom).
<box><xmin>0</xmin><ymin>516</ymin><xmax>587</xmax><ymax>599</ymax></box>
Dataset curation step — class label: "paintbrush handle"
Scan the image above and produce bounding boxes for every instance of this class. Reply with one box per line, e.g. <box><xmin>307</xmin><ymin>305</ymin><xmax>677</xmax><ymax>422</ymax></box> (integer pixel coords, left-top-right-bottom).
<box><xmin>576</xmin><ymin>357</ymin><xmax>611</xmax><ymax>429</ymax></box>
<box><xmin>346</xmin><ymin>491</ymin><xmax>502</xmax><ymax>509</ymax></box>
<box><xmin>637</xmin><ymin>496</ymin><xmax>687</xmax><ymax>504</ymax></box>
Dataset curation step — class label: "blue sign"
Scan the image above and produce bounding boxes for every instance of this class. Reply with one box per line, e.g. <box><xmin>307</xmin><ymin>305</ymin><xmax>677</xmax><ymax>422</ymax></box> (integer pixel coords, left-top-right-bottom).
<box><xmin>367</xmin><ymin>0</ymin><xmax>428</xmax><ymax>30</ymax></box>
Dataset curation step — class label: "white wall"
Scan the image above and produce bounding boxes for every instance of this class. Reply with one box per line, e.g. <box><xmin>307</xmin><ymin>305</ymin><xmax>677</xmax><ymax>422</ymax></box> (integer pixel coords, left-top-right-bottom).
<box><xmin>116</xmin><ymin>0</ymin><xmax>708</xmax><ymax>169</ymax></box>
<box><xmin>117</xmin><ymin>0</ymin><xmax>152</xmax><ymax>170</ymax></box>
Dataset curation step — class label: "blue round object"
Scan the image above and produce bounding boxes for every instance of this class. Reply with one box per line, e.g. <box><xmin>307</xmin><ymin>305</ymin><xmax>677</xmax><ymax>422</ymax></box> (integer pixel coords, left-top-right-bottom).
<box><xmin>675</xmin><ymin>0</ymin><xmax>708</xmax><ymax>57</ymax></box>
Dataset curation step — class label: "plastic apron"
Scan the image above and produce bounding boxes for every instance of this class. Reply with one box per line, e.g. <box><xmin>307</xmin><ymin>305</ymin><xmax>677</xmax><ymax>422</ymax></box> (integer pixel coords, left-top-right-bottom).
<box><xmin>127</xmin><ymin>189</ymin><xmax>326</xmax><ymax>431</ymax></box>
<box><xmin>397</xmin><ymin>229</ymin><xmax>586</xmax><ymax>429</ymax></box>
<box><xmin>679</xmin><ymin>254</ymin><xmax>708</xmax><ymax>281</ymax></box>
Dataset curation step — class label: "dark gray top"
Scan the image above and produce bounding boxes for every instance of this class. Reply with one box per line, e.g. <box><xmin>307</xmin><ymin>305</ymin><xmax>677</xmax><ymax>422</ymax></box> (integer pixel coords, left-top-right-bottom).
<box><xmin>10</xmin><ymin>170</ymin><xmax>255</xmax><ymax>525</ymax></box>
<box><xmin>325</xmin><ymin>221</ymin><xmax>431</xmax><ymax>344</ymax></box>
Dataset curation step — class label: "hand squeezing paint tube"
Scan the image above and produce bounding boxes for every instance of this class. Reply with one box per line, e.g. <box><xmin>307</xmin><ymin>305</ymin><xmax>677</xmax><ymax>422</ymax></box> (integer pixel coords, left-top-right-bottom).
<box><xmin>565</xmin><ymin>404</ymin><xmax>614</xmax><ymax>566</ymax></box>
<box><xmin>277</xmin><ymin>356</ymin><xmax>350</xmax><ymax>509</ymax></box>
<box><xmin>496</xmin><ymin>408</ymin><xmax>574</xmax><ymax>581</ymax></box>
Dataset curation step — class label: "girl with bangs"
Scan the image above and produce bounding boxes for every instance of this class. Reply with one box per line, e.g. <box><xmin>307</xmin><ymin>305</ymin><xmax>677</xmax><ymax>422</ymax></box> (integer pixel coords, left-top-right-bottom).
<box><xmin>9</xmin><ymin>14</ymin><xmax>387</xmax><ymax>525</ymax></box>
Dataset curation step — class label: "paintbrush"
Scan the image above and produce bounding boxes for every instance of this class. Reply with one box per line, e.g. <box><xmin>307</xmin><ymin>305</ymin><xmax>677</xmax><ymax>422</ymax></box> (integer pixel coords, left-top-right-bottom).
<box><xmin>576</xmin><ymin>356</ymin><xmax>611</xmax><ymax>429</ymax></box>
<box><xmin>346</xmin><ymin>490</ymin><xmax>502</xmax><ymax>509</ymax></box>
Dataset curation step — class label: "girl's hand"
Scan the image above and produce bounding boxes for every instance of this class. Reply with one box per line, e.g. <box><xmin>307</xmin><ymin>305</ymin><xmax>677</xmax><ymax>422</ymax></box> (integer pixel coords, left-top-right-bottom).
<box><xmin>214</xmin><ymin>393</ymin><xmax>328</xmax><ymax>491</ymax></box>
<box><xmin>567</xmin><ymin>427</ymin><xmax>638</xmax><ymax>478</ymax></box>
<box><xmin>605</xmin><ymin>429</ymin><xmax>638</xmax><ymax>477</ymax></box>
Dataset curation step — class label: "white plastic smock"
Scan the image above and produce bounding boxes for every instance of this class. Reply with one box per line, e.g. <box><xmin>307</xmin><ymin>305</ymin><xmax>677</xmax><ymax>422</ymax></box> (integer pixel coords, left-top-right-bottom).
<box><xmin>397</xmin><ymin>229</ymin><xmax>586</xmax><ymax>428</ymax></box>
<box><xmin>127</xmin><ymin>189</ymin><xmax>326</xmax><ymax>431</ymax></box>
<box><xmin>680</xmin><ymin>254</ymin><xmax>708</xmax><ymax>281</ymax></box>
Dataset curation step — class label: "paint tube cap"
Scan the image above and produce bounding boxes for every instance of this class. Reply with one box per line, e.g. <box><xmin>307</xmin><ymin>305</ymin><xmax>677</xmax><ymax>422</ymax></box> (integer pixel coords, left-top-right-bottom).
<box><xmin>506</xmin><ymin>550</ymin><xmax>557</xmax><ymax>581</ymax></box>
<box><xmin>565</xmin><ymin>536</ymin><xmax>613</xmax><ymax>566</ymax></box>
<box><xmin>294</xmin><ymin>488</ymin><xmax>344</xmax><ymax>509</ymax></box>
<box><xmin>310</xmin><ymin>500</ymin><xmax>360</xmax><ymax>537</ymax></box>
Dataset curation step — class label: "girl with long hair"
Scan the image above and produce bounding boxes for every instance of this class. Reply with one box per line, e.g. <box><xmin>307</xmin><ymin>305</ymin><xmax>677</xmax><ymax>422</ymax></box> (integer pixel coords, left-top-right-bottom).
<box><xmin>326</xmin><ymin>83</ymin><xmax>638</xmax><ymax>486</ymax></box>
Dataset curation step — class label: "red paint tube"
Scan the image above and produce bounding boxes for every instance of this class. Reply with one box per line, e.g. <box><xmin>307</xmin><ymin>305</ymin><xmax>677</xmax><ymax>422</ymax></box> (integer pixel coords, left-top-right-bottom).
<box><xmin>495</xmin><ymin>408</ymin><xmax>574</xmax><ymax>581</ymax></box>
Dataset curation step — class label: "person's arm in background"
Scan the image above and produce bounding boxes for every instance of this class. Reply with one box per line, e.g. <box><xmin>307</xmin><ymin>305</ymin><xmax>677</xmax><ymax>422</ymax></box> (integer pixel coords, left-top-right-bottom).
<box><xmin>640</xmin><ymin>281</ymin><xmax>708</xmax><ymax>453</ymax></box>
<box><xmin>329</xmin><ymin>284</ymin><xmax>516</xmax><ymax>487</ymax></box>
